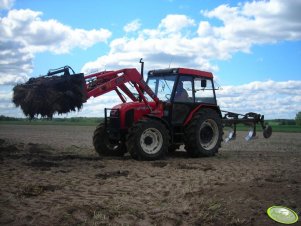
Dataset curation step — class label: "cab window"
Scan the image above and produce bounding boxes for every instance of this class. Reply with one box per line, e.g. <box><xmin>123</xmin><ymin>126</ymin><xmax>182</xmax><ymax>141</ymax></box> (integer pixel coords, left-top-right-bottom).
<box><xmin>174</xmin><ymin>76</ymin><xmax>193</xmax><ymax>102</ymax></box>
<box><xmin>194</xmin><ymin>78</ymin><xmax>215</xmax><ymax>104</ymax></box>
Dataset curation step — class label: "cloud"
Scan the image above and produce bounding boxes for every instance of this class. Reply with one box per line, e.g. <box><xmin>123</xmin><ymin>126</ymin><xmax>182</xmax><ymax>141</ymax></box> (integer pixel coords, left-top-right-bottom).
<box><xmin>201</xmin><ymin>0</ymin><xmax>301</xmax><ymax>44</ymax></box>
<box><xmin>0</xmin><ymin>88</ymin><xmax>20</xmax><ymax>116</ymax></box>
<box><xmin>158</xmin><ymin>14</ymin><xmax>195</xmax><ymax>33</ymax></box>
<box><xmin>124</xmin><ymin>19</ymin><xmax>141</xmax><ymax>33</ymax></box>
<box><xmin>217</xmin><ymin>80</ymin><xmax>301</xmax><ymax>119</ymax></box>
<box><xmin>0</xmin><ymin>40</ymin><xmax>31</xmax><ymax>85</ymax></box>
<box><xmin>0</xmin><ymin>8</ymin><xmax>112</xmax><ymax>85</ymax></box>
<box><xmin>82</xmin><ymin>14</ymin><xmax>217</xmax><ymax>74</ymax></box>
<box><xmin>0</xmin><ymin>90</ymin><xmax>12</xmax><ymax>102</ymax></box>
<box><xmin>0</xmin><ymin>9</ymin><xmax>112</xmax><ymax>54</ymax></box>
<box><xmin>80</xmin><ymin>0</ymin><xmax>301</xmax><ymax>118</ymax></box>
<box><xmin>83</xmin><ymin>0</ymin><xmax>301</xmax><ymax>75</ymax></box>
<box><xmin>0</xmin><ymin>0</ymin><xmax>14</xmax><ymax>10</ymax></box>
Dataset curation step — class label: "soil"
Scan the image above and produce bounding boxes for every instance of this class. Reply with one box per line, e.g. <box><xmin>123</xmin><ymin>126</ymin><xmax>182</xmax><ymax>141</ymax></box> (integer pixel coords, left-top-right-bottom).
<box><xmin>0</xmin><ymin>124</ymin><xmax>300</xmax><ymax>226</ymax></box>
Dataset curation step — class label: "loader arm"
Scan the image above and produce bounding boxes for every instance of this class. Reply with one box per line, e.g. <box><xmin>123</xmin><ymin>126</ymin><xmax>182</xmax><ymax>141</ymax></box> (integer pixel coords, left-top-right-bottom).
<box><xmin>84</xmin><ymin>68</ymin><xmax>160</xmax><ymax>110</ymax></box>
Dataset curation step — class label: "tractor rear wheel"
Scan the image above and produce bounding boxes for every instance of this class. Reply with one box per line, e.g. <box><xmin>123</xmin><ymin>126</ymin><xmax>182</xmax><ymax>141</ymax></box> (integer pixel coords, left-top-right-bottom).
<box><xmin>126</xmin><ymin>118</ymin><xmax>170</xmax><ymax>160</ymax></box>
<box><xmin>93</xmin><ymin>123</ymin><xmax>126</xmax><ymax>156</ymax></box>
<box><xmin>184</xmin><ymin>109</ymin><xmax>222</xmax><ymax>157</ymax></box>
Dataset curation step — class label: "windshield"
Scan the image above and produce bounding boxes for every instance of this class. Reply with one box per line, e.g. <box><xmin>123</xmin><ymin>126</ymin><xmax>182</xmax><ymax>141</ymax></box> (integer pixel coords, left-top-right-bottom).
<box><xmin>147</xmin><ymin>75</ymin><xmax>176</xmax><ymax>101</ymax></box>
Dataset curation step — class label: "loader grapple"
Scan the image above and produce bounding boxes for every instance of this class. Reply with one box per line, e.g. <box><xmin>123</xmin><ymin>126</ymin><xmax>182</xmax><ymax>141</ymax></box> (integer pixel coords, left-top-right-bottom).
<box><xmin>13</xmin><ymin>66</ymin><xmax>87</xmax><ymax>118</ymax></box>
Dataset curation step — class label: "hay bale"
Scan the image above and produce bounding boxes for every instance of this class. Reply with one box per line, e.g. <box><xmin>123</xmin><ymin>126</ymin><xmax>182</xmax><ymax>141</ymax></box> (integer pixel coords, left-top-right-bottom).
<box><xmin>13</xmin><ymin>74</ymin><xmax>87</xmax><ymax>118</ymax></box>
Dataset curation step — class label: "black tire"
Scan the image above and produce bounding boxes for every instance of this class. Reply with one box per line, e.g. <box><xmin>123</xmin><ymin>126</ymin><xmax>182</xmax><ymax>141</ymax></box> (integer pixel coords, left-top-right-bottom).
<box><xmin>184</xmin><ymin>109</ymin><xmax>222</xmax><ymax>157</ymax></box>
<box><xmin>93</xmin><ymin>123</ymin><xmax>126</xmax><ymax>156</ymax></box>
<box><xmin>168</xmin><ymin>144</ymin><xmax>181</xmax><ymax>153</ymax></box>
<box><xmin>126</xmin><ymin>118</ymin><xmax>170</xmax><ymax>160</ymax></box>
<box><xmin>263</xmin><ymin>125</ymin><xmax>272</xmax><ymax>138</ymax></box>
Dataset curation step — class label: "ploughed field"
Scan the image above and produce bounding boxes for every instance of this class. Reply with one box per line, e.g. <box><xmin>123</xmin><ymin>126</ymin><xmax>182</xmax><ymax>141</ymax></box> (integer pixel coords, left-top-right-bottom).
<box><xmin>0</xmin><ymin>124</ymin><xmax>300</xmax><ymax>226</ymax></box>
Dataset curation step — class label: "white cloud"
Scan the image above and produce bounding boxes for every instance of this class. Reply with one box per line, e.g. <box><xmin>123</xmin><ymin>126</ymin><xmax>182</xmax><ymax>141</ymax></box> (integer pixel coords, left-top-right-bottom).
<box><xmin>82</xmin><ymin>14</ymin><xmax>216</xmax><ymax>74</ymax></box>
<box><xmin>83</xmin><ymin>0</ymin><xmax>301</xmax><ymax>76</ymax></box>
<box><xmin>0</xmin><ymin>40</ymin><xmax>31</xmax><ymax>85</ymax></box>
<box><xmin>0</xmin><ymin>0</ymin><xmax>14</xmax><ymax>10</ymax></box>
<box><xmin>124</xmin><ymin>19</ymin><xmax>141</xmax><ymax>33</ymax></box>
<box><xmin>0</xmin><ymin>90</ymin><xmax>12</xmax><ymax>102</ymax></box>
<box><xmin>158</xmin><ymin>14</ymin><xmax>195</xmax><ymax>33</ymax></box>
<box><xmin>202</xmin><ymin>0</ymin><xmax>301</xmax><ymax>44</ymax></box>
<box><xmin>0</xmin><ymin>8</ymin><xmax>112</xmax><ymax>85</ymax></box>
<box><xmin>0</xmin><ymin>9</ymin><xmax>112</xmax><ymax>54</ymax></box>
<box><xmin>217</xmin><ymin>80</ymin><xmax>301</xmax><ymax>119</ymax></box>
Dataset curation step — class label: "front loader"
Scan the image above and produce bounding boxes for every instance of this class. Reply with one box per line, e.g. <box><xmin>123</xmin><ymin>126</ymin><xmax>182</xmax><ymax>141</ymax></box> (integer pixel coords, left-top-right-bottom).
<box><xmin>13</xmin><ymin>59</ymin><xmax>272</xmax><ymax>160</ymax></box>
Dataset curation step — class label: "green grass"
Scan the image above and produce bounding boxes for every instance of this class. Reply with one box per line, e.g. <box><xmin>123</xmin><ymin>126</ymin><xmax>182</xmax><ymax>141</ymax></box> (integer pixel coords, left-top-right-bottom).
<box><xmin>1</xmin><ymin>118</ymin><xmax>300</xmax><ymax>132</ymax></box>
<box><xmin>232</xmin><ymin>124</ymin><xmax>301</xmax><ymax>133</ymax></box>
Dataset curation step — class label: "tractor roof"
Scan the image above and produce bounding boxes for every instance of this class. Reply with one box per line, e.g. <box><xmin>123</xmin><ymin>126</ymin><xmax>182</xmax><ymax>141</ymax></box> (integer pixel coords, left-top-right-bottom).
<box><xmin>148</xmin><ymin>68</ymin><xmax>213</xmax><ymax>79</ymax></box>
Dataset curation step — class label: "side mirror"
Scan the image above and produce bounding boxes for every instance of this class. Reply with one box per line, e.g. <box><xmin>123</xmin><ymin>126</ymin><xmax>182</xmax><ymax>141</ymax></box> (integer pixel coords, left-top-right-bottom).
<box><xmin>201</xmin><ymin>79</ymin><xmax>207</xmax><ymax>88</ymax></box>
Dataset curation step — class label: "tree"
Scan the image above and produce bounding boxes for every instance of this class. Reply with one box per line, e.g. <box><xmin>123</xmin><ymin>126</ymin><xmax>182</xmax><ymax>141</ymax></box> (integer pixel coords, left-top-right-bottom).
<box><xmin>296</xmin><ymin>112</ymin><xmax>301</xmax><ymax>126</ymax></box>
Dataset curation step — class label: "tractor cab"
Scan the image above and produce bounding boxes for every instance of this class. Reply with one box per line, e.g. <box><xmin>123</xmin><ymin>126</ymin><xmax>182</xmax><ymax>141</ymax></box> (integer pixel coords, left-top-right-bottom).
<box><xmin>147</xmin><ymin>68</ymin><xmax>218</xmax><ymax>126</ymax></box>
<box><xmin>147</xmin><ymin>68</ymin><xmax>216</xmax><ymax>104</ymax></box>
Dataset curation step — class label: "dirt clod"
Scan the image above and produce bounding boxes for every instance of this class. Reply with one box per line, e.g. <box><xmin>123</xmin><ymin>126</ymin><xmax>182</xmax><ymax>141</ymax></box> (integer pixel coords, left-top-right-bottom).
<box><xmin>26</xmin><ymin>159</ymin><xmax>60</xmax><ymax>169</ymax></box>
<box><xmin>151</xmin><ymin>161</ymin><xmax>168</xmax><ymax>168</ymax></box>
<box><xmin>17</xmin><ymin>184</ymin><xmax>61</xmax><ymax>197</ymax></box>
<box><xmin>95</xmin><ymin>170</ymin><xmax>129</xmax><ymax>179</ymax></box>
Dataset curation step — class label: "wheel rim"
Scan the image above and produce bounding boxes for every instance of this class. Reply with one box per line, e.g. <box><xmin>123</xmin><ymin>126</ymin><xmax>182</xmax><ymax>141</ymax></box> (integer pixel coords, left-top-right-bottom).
<box><xmin>198</xmin><ymin>119</ymin><xmax>219</xmax><ymax>150</ymax></box>
<box><xmin>140</xmin><ymin>128</ymin><xmax>163</xmax><ymax>154</ymax></box>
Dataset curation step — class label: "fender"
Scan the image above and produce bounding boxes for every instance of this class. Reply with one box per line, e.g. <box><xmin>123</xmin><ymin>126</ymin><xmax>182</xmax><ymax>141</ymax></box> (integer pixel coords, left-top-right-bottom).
<box><xmin>144</xmin><ymin>114</ymin><xmax>171</xmax><ymax>132</ymax></box>
<box><xmin>183</xmin><ymin>105</ymin><xmax>222</xmax><ymax>126</ymax></box>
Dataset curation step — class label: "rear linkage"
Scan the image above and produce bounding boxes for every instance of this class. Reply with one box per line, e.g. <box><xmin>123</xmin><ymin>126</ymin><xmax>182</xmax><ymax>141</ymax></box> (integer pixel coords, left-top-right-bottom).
<box><xmin>222</xmin><ymin>111</ymin><xmax>272</xmax><ymax>142</ymax></box>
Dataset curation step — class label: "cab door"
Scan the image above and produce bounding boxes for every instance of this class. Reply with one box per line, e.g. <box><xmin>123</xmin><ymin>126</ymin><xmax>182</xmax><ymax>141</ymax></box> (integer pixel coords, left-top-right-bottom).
<box><xmin>171</xmin><ymin>76</ymin><xmax>216</xmax><ymax>125</ymax></box>
<box><xmin>171</xmin><ymin>75</ymin><xmax>196</xmax><ymax>125</ymax></box>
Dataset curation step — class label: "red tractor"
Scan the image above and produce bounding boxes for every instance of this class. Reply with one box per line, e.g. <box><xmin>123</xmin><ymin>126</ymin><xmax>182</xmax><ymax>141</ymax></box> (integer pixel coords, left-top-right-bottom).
<box><xmin>83</xmin><ymin>60</ymin><xmax>271</xmax><ymax>160</ymax></box>
<box><xmin>13</xmin><ymin>60</ymin><xmax>272</xmax><ymax>160</ymax></box>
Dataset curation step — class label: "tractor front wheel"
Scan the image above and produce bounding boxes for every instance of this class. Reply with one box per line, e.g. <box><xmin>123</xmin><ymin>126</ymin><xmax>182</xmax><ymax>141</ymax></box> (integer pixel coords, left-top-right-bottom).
<box><xmin>184</xmin><ymin>109</ymin><xmax>222</xmax><ymax>157</ymax></box>
<box><xmin>126</xmin><ymin>118</ymin><xmax>170</xmax><ymax>160</ymax></box>
<box><xmin>93</xmin><ymin>123</ymin><xmax>126</xmax><ymax>156</ymax></box>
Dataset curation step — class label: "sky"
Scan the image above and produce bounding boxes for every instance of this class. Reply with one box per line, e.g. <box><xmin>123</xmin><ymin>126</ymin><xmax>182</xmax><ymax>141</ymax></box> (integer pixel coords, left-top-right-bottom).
<box><xmin>0</xmin><ymin>0</ymin><xmax>300</xmax><ymax>119</ymax></box>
